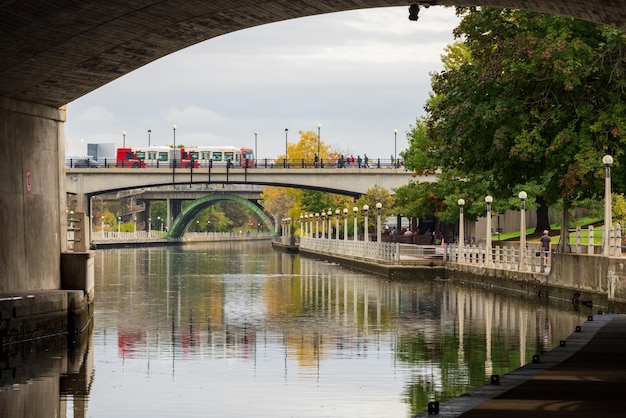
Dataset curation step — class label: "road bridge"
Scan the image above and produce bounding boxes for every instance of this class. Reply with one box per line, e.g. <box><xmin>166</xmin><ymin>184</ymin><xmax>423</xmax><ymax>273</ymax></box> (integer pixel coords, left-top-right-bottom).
<box><xmin>67</xmin><ymin>166</ymin><xmax>428</xmax><ymax>234</ymax></box>
<box><xmin>2</xmin><ymin>0</ymin><xmax>626</xmax><ymax>344</ymax></box>
<box><xmin>66</xmin><ymin>167</ymin><xmax>427</xmax><ymax>197</ymax></box>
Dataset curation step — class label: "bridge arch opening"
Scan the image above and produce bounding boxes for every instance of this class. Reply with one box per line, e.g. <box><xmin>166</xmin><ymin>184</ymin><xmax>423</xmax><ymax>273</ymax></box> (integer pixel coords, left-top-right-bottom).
<box><xmin>167</xmin><ymin>193</ymin><xmax>275</xmax><ymax>238</ymax></box>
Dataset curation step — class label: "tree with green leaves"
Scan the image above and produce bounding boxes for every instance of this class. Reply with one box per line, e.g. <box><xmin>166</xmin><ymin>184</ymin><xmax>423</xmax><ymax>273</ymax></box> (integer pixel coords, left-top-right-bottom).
<box><xmin>355</xmin><ymin>185</ymin><xmax>395</xmax><ymax>227</ymax></box>
<box><xmin>402</xmin><ymin>7</ymin><xmax>626</xmax><ymax>250</ymax></box>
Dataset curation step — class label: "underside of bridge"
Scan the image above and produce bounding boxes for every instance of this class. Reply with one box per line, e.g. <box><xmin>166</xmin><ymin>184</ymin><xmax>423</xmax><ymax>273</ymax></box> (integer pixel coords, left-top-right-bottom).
<box><xmin>1</xmin><ymin>1</ymin><xmax>625</xmax><ymax>298</ymax></box>
<box><xmin>2</xmin><ymin>1</ymin><xmax>626</xmax><ymax>109</ymax></box>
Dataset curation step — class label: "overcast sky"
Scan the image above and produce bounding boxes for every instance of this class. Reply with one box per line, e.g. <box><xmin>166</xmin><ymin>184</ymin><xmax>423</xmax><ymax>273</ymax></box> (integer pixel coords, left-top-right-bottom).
<box><xmin>65</xmin><ymin>6</ymin><xmax>460</xmax><ymax>160</ymax></box>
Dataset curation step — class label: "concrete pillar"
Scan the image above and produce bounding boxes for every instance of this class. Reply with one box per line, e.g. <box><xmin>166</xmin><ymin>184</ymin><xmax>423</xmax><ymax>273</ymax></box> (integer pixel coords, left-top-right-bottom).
<box><xmin>168</xmin><ymin>199</ymin><xmax>182</xmax><ymax>230</ymax></box>
<box><xmin>0</xmin><ymin>98</ymin><xmax>66</xmax><ymax>293</ymax></box>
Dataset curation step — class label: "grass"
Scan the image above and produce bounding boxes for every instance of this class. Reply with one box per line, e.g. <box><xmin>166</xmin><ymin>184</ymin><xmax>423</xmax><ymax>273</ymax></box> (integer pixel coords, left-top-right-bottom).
<box><xmin>494</xmin><ymin>217</ymin><xmax>604</xmax><ymax>245</ymax></box>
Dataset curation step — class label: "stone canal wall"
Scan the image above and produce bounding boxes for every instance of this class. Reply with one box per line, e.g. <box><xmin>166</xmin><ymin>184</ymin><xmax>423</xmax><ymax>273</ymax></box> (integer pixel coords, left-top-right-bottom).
<box><xmin>297</xmin><ymin>244</ymin><xmax>626</xmax><ymax>312</ymax></box>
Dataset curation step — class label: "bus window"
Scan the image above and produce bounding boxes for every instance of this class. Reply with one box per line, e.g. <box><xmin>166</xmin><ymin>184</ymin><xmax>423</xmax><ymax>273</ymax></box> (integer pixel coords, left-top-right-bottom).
<box><xmin>190</xmin><ymin>152</ymin><xmax>199</xmax><ymax>160</ymax></box>
<box><xmin>213</xmin><ymin>152</ymin><xmax>222</xmax><ymax>161</ymax></box>
<box><xmin>148</xmin><ymin>152</ymin><xmax>157</xmax><ymax>160</ymax></box>
<box><xmin>136</xmin><ymin>151</ymin><xmax>145</xmax><ymax>160</ymax></box>
<box><xmin>125</xmin><ymin>151</ymin><xmax>134</xmax><ymax>159</ymax></box>
<box><xmin>225</xmin><ymin>152</ymin><xmax>234</xmax><ymax>161</ymax></box>
<box><xmin>201</xmin><ymin>151</ymin><xmax>210</xmax><ymax>160</ymax></box>
<box><xmin>158</xmin><ymin>152</ymin><xmax>168</xmax><ymax>161</ymax></box>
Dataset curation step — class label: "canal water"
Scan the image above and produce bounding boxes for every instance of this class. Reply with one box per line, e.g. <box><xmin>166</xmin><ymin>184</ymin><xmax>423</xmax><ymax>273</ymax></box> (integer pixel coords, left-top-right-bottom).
<box><xmin>5</xmin><ymin>241</ymin><xmax>591</xmax><ymax>417</ymax></box>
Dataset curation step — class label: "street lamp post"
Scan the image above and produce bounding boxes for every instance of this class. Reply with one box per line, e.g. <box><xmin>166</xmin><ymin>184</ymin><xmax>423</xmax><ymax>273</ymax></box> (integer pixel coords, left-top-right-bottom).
<box><xmin>101</xmin><ymin>216</ymin><xmax>105</xmax><ymax>238</ymax></box>
<box><xmin>148</xmin><ymin>217</ymin><xmax>151</xmax><ymax>235</ymax></box>
<box><xmin>148</xmin><ymin>129</ymin><xmax>151</xmax><ymax>147</ymax></box>
<box><xmin>363</xmin><ymin>205</ymin><xmax>369</xmax><ymax>243</ymax></box>
<box><xmin>284</xmin><ymin>128</ymin><xmax>288</xmax><ymax>168</ymax></box>
<box><xmin>321</xmin><ymin>211</ymin><xmax>326</xmax><ymax>238</ymax></box>
<box><xmin>254</xmin><ymin>133</ymin><xmax>257</xmax><ymax>165</ymax></box>
<box><xmin>519</xmin><ymin>191</ymin><xmax>527</xmax><ymax>271</ymax></box>
<box><xmin>134</xmin><ymin>216</ymin><xmax>137</xmax><ymax>237</ymax></box>
<box><xmin>304</xmin><ymin>214</ymin><xmax>308</xmax><ymax>237</ymax></box>
<box><xmin>603</xmin><ymin>155</ymin><xmax>614</xmax><ymax>256</ymax></box>
<box><xmin>117</xmin><ymin>216</ymin><xmax>121</xmax><ymax>235</ymax></box>
<box><xmin>335</xmin><ymin>209</ymin><xmax>340</xmax><ymax>241</ymax></box>
<box><xmin>317</xmin><ymin>123</ymin><xmax>321</xmax><ymax>168</ymax></box>
<box><xmin>122</xmin><ymin>131</ymin><xmax>126</xmax><ymax>148</ymax></box>
<box><xmin>458</xmin><ymin>199</ymin><xmax>465</xmax><ymax>262</ymax></box>
<box><xmin>300</xmin><ymin>214</ymin><xmax>304</xmax><ymax>238</ymax></box>
<box><xmin>327</xmin><ymin>209</ymin><xmax>332</xmax><ymax>239</ymax></box>
<box><xmin>343</xmin><ymin>208</ymin><xmax>348</xmax><ymax>241</ymax></box>
<box><xmin>485</xmin><ymin>196</ymin><xmax>493</xmax><ymax>266</ymax></box>
<box><xmin>376</xmin><ymin>202</ymin><xmax>382</xmax><ymax>244</ymax></box>
<box><xmin>172</xmin><ymin>124</ymin><xmax>177</xmax><ymax>186</ymax></box>
<box><xmin>393</xmin><ymin>129</ymin><xmax>398</xmax><ymax>168</ymax></box>
<box><xmin>353</xmin><ymin>207</ymin><xmax>358</xmax><ymax>242</ymax></box>
<box><xmin>315</xmin><ymin>213</ymin><xmax>319</xmax><ymax>238</ymax></box>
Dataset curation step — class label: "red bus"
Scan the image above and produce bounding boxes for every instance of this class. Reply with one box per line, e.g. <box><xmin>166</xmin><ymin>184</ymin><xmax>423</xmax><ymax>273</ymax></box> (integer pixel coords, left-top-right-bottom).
<box><xmin>116</xmin><ymin>147</ymin><xmax>146</xmax><ymax>168</ymax></box>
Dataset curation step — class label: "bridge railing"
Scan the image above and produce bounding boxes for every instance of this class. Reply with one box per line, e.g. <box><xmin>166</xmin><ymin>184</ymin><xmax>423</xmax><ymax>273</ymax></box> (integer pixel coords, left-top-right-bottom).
<box><xmin>66</xmin><ymin>157</ymin><xmax>406</xmax><ymax>170</ymax></box>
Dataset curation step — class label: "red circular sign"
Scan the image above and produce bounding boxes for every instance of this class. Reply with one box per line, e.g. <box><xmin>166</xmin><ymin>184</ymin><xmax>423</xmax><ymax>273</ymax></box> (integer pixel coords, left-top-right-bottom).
<box><xmin>25</xmin><ymin>169</ymin><xmax>32</xmax><ymax>194</ymax></box>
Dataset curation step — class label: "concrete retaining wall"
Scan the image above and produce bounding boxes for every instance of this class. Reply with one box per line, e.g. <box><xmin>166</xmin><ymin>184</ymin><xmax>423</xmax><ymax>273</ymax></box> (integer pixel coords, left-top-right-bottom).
<box><xmin>297</xmin><ymin>244</ymin><xmax>626</xmax><ymax>312</ymax></box>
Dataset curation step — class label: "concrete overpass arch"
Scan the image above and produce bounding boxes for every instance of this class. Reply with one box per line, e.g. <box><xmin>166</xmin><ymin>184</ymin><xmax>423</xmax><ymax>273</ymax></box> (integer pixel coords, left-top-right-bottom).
<box><xmin>4</xmin><ymin>2</ymin><xmax>626</xmax><ymax>109</ymax></box>
<box><xmin>168</xmin><ymin>193</ymin><xmax>275</xmax><ymax>238</ymax></box>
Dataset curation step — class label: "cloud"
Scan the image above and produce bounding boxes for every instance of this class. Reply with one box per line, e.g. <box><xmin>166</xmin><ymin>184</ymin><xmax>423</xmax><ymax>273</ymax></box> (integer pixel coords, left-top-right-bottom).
<box><xmin>73</xmin><ymin>105</ymin><xmax>117</xmax><ymax>124</ymax></box>
<box><xmin>65</xmin><ymin>6</ymin><xmax>460</xmax><ymax>159</ymax></box>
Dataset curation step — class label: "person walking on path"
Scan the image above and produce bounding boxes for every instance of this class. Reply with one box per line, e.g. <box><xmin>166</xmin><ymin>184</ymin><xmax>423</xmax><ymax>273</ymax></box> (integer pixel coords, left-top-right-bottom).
<box><xmin>539</xmin><ymin>230</ymin><xmax>551</xmax><ymax>266</ymax></box>
<box><xmin>363</xmin><ymin>154</ymin><xmax>369</xmax><ymax>168</ymax></box>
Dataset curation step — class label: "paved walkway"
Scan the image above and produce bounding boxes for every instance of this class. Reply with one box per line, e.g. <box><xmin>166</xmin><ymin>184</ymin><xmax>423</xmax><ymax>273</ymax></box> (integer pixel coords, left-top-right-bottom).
<box><xmin>415</xmin><ymin>314</ymin><xmax>626</xmax><ymax>417</ymax></box>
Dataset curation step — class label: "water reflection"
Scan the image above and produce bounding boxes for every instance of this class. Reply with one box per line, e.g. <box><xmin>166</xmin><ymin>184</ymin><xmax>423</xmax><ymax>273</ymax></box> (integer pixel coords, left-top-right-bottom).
<box><xmin>0</xmin><ymin>323</ymin><xmax>93</xmax><ymax>418</ymax></box>
<box><xmin>2</xmin><ymin>242</ymin><xmax>589</xmax><ymax>417</ymax></box>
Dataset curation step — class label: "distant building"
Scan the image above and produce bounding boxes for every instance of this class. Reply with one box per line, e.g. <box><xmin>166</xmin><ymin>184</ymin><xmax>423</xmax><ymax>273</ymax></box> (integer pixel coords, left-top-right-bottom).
<box><xmin>65</xmin><ymin>141</ymin><xmax>116</xmax><ymax>162</ymax></box>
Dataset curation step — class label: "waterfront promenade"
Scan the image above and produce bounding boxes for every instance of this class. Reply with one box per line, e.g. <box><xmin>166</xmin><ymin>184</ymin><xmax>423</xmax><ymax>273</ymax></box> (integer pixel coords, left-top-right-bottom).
<box><xmin>415</xmin><ymin>313</ymin><xmax>626</xmax><ymax>417</ymax></box>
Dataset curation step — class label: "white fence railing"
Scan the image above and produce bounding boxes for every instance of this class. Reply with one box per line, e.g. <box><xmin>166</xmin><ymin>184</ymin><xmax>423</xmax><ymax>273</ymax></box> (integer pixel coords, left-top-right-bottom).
<box><xmin>92</xmin><ymin>231</ymin><xmax>272</xmax><ymax>242</ymax></box>
<box><xmin>298</xmin><ymin>224</ymin><xmax>624</xmax><ymax>272</ymax></box>
<box><xmin>300</xmin><ymin>237</ymin><xmax>401</xmax><ymax>261</ymax></box>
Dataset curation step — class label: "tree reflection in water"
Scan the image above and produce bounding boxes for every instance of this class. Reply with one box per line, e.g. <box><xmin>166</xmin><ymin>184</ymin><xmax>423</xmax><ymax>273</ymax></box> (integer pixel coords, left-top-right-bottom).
<box><xmin>0</xmin><ymin>242</ymin><xmax>589</xmax><ymax>417</ymax></box>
